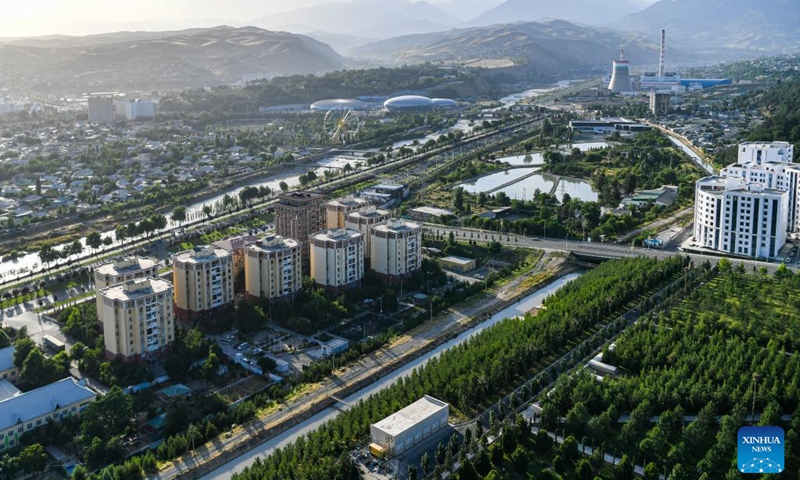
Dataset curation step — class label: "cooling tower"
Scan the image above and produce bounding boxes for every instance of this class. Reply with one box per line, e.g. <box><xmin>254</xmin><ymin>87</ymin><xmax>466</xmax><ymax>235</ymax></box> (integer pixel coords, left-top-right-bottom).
<box><xmin>608</xmin><ymin>49</ymin><xmax>631</xmax><ymax>93</ymax></box>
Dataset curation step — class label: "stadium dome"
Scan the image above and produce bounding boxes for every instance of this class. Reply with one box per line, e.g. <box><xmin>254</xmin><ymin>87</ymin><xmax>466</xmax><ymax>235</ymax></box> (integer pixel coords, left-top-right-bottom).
<box><xmin>384</xmin><ymin>95</ymin><xmax>435</xmax><ymax>113</ymax></box>
<box><xmin>310</xmin><ymin>98</ymin><xmax>368</xmax><ymax>112</ymax></box>
<box><xmin>431</xmin><ymin>98</ymin><xmax>457</xmax><ymax>108</ymax></box>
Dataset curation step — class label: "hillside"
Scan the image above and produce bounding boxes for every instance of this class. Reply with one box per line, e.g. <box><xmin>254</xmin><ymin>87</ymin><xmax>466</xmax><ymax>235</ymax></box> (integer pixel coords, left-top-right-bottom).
<box><xmin>0</xmin><ymin>26</ymin><xmax>345</xmax><ymax>94</ymax></box>
<box><xmin>352</xmin><ymin>21</ymin><xmax>669</xmax><ymax>79</ymax></box>
<box><xmin>618</xmin><ymin>0</ymin><xmax>800</xmax><ymax>53</ymax></box>
<box><xmin>470</xmin><ymin>0</ymin><xmax>641</xmax><ymax>27</ymax></box>
<box><xmin>251</xmin><ymin>0</ymin><xmax>459</xmax><ymax>39</ymax></box>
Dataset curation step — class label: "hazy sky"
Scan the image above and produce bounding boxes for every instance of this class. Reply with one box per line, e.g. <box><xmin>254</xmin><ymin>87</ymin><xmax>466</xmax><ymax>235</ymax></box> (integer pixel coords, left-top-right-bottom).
<box><xmin>0</xmin><ymin>0</ymin><xmax>660</xmax><ymax>37</ymax></box>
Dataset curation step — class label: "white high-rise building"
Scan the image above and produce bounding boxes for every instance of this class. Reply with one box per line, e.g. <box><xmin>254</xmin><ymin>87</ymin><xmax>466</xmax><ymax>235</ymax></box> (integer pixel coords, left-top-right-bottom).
<box><xmin>346</xmin><ymin>207</ymin><xmax>391</xmax><ymax>265</ymax></box>
<box><xmin>309</xmin><ymin>229</ymin><xmax>364</xmax><ymax>290</ymax></box>
<box><xmin>115</xmin><ymin>100</ymin><xmax>156</xmax><ymax>120</ymax></box>
<box><xmin>693</xmin><ymin>142</ymin><xmax>797</xmax><ymax>259</ymax></box>
<box><xmin>244</xmin><ymin>235</ymin><xmax>302</xmax><ymax>301</ymax></box>
<box><xmin>370</xmin><ymin>220</ymin><xmax>422</xmax><ymax>280</ymax></box>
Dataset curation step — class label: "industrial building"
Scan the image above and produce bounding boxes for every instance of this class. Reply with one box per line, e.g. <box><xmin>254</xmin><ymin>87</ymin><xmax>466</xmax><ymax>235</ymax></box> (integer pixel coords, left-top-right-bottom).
<box><xmin>326</xmin><ymin>196</ymin><xmax>369</xmax><ymax>229</ymax></box>
<box><xmin>346</xmin><ymin>207</ymin><xmax>391</xmax><ymax>264</ymax></box>
<box><xmin>361</xmin><ymin>184</ymin><xmax>407</xmax><ymax>205</ymax></box>
<box><xmin>384</xmin><ymin>95</ymin><xmax>456</xmax><ymax>113</ymax></box>
<box><xmin>244</xmin><ymin>235</ymin><xmax>303</xmax><ymax>301</ymax></box>
<box><xmin>370</xmin><ymin>395</ymin><xmax>449</xmax><ymax>458</ymax></box>
<box><xmin>370</xmin><ymin>219</ymin><xmax>422</xmax><ymax>280</ymax></box>
<box><xmin>172</xmin><ymin>246</ymin><xmax>235</xmax><ymax>323</ymax></box>
<box><xmin>310</xmin><ymin>99</ymin><xmax>370</xmax><ymax>112</ymax></box>
<box><xmin>98</xmin><ymin>277</ymin><xmax>175</xmax><ymax>362</ymax></box>
<box><xmin>0</xmin><ymin>378</ymin><xmax>96</xmax><ymax>453</ymax></box>
<box><xmin>569</xmin><ymin>118</ymin><xmax>651</xmax><ymax>133</ymax></box>
<box><xmin>309</xmin><ymin>228</ymin><xmax>365</xmax><ymax>290</ymax></box>
<box><xmin>275</xmin><ymin>191</ymin><xmax>326</xmax><ymax>274</ymax></box>
<box><xmin>87</xmin><ymin>93</ymin><xmax>116</xmax><ymax>123</ymax></box>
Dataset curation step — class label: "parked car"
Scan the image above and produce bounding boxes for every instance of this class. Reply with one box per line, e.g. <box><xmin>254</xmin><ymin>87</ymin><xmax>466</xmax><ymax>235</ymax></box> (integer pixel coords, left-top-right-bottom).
<box><xmin>253</xmin><ymin>348</ymin><xmax>264</xmax><ymax>355</ymax></box>
<box><xmin>237</xmin><ymin>342</ymin><xmax>250</xmax><ymax>351</ymax></box>
<box><xmin>474</xmin><ymin>274</ymin><xmax>485</xmax><ymax>280</ymax></box>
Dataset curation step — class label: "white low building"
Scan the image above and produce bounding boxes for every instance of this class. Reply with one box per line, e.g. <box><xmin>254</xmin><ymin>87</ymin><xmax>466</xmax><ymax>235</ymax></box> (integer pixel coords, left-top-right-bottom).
<box><xmin>370</xmin><ymin>395</ymin><xmax>449</xmax><ymax>458</ymax></box>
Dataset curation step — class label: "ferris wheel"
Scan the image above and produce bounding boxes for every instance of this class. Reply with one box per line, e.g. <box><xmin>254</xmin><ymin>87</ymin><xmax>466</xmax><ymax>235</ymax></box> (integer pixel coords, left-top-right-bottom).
<box><xmin>324</xmin><ymin>108</ymin><xmax>362</xmax><ymax>145</ymax></box>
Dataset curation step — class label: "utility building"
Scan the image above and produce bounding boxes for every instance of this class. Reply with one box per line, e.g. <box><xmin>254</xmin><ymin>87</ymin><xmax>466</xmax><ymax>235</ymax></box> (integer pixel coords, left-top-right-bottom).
<box><xmin>370</xmin><ymin>395</ymin><xmax>449</xmax><ymax>458</ymax></box>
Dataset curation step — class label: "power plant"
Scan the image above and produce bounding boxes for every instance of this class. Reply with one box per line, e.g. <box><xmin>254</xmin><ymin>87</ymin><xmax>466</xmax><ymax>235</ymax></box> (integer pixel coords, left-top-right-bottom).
<box><xmin>607</xmin><ymin>49</ymin><xmax>632</xmax><ymax>93</ymax></box>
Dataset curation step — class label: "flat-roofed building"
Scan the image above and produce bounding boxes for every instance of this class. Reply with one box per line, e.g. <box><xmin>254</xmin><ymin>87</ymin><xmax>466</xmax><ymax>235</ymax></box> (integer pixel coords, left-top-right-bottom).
<box><xmin>98</xmin><ymin>278</ymin><xmax>175</xmax><ymax>362</ymax></box>
<box><xmin>172</xmin><ymin>246</ymin><xmax>235</xmax><ymax>323</ymax></box>
<box><xmin>95</xmin><ymin>256</ymin><xmax>159</xmax><ymax>290</ymax></box>
<box><xmin>244</xmin><ymin>235</ymin><xmax>302</xmax><ymax>301</ymax></box>
<box><xmin>309</xmin><ymin>228</ymin><xmax>364</xmax><ymax>290</ymax></box>
<box><xmin>346</xmin><ymin>207</ymin><xmax>391</xmax><ymax>265</ymax></box>
<box><xmin>370</xmin><ymin>395</ymin><xmax>449</xmax><ymax>458</ymax></box>
<box><xmin>326</xmin><ymin>196</ymin><xmax>368</xmax><ymax>229</ymax></box>
<box><xmin>439</xmin><ymin>256</ymin><xmax>476</xmax><ymax>273</ymax></box>
<box><xmin>0</xmin><ymin>346</ymin><xmax>17</xmax><ymax>382</ymax></box>
<box><xmin>212</xmin><ymin>234</ymin><xmax>259</xmax><ymax>289</ymax></box>
<box><xmin>370</xmin><ymin>219</ymin><xmax>422</xmax><ymax>280</ymax></box>
<box><xmin>275</xmin><ymin>191</ymin><xmax>326</xmax><ymax>274</ymax></box>
<box><xmin>0</xmin><ymin>377</ymin><xmax>96</xmax><ymax>452</ymax></box>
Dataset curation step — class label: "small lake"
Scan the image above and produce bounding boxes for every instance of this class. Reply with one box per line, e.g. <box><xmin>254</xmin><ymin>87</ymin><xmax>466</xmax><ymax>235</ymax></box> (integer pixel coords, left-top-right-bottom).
<box><xmin>496</xmin><ymin>153</ymin><xmax>545</xmax><ymax>166</ymax></box>
<box><xmin>459</xmin><ymin>168</ymin><xmax>539</xmax><ymax>194</ymax></box>
<box><xmin>564</xmin><ymin>142</ymin><xmax>612</xmax><ymax>152</ymax></box>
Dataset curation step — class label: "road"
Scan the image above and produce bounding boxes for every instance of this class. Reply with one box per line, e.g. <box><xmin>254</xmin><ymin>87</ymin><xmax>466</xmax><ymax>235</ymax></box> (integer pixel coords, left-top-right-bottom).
<box><xmin>425</xmin><ymin>225</ymin><xmax>790</xmax><ymax>274</ymax></box>
<box><xmin>155</xmin><ymin>263</ymin><xmax>576</xmax><ymax>480</ymax></box>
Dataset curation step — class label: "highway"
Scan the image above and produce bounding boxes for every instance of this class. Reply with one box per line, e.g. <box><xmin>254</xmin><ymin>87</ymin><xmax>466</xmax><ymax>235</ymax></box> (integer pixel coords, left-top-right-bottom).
<box><xmin>423</xmin><ymin>225</ymin><xmax>790</xmax><ymax>274</ymax></box>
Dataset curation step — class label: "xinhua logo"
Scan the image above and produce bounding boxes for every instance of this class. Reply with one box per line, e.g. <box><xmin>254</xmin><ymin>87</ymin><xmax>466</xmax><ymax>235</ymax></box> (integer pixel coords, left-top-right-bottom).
<box><xmin>738</xmin><ymin>426</ymin><xmax>784</xmax><ymax>474</ymax></box>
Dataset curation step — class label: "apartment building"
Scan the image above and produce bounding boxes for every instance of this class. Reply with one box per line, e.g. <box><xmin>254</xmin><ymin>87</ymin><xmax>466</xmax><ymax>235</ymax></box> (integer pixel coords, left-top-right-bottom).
<box><xmin>172</xmin><ymin>246</ymin><xmax>235</xmax><ymax>322</ymax></box>
<box><xmin>326</xmin><ymin>196</ymin><xmax>368</xmax><ymax>229</ymax></box>
<box><xmin>309</xmin><ymin>229</ymin><xmax>365</xmax><ymax>290</ymax></box>
<box><xmin>98</xmin><ymin>278</ymin><xmax>175</xmax><ymax>362</ymax></box>
<box><xmin>345</xmin><ymin>206</ymin><xmax>391</xmax><ymax>265</ymax></box>
<box><xmin>95</xmin><ymin>256</ymin><xmax>159</xmax><ymax>290</ymax></box>
<box><xmin>275</xmin><ymin>191</ymin><xmax>326</xmax><ymax>273</ymax></box>
<box><xmin>370</xmin><ymin>219</ymin><xmax>422</xmax><ymax>280</ymax></box>
<box><xmin>244</xmin><ymin>235</ymin><xmax>302</xmax><ymax>301</ymax></box>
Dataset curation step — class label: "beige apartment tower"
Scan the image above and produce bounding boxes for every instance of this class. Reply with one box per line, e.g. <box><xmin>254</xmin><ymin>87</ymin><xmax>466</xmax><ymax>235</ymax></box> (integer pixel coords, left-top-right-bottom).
<box><xmin>244</xmin><ymin>235</ymin><xmax>303</xmax><ymax>301</ymax></box>
<box><xmin>95</xmin><ymin>256</ymin><xmax>159</xmax><ymax>290</ymax></box>
<box><xmin>370</xmin><ymin>220</ymin><xmax>422</xmax><ymax>280</ymax></box>
<box><xmin>98</xmin><ymin>278</ymin><xmax>174</xmax><ymax>362</ymax></box>
<box><xmin>326</xmin><ymin>196</ymin><xmax>368</xmax><ymax>229</ymax></box>
<box><xmin>309</xmin><ymin>229</ymin><xmax>365</xmax><ymax>290</ymax></box>
<box><xmin>172</xmin><ymin>246</ymin><xmax>235</xmax><ymax>323</ymax></box>
<box><xmin>88</xmin><ymin>93</ymin><xmax>115</xmax><ymax>123</ymax></box>
<box><xmin>346</xmin><ymin>207</ymin><xmax>391</xmax><ymax>266</ymax></box>
<box><xmin>275</xmin><ymin>191</ymin><xmax>326</xmax><ymax>273</ymax></box>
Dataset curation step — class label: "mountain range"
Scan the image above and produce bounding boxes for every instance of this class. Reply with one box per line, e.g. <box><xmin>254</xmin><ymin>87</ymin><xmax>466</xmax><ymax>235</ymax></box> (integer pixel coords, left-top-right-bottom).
<box><xmin>617</xmin><ymin>0</ymin><xmax>800</xmax><ymax>52</ymax></box>
<box><xmin>0</xmin><ymin>26</ymin><xmax>345</xmax><ymax>93</ymax></box>
<box><xmin>469</xmin><ymin>0</ymin><xmax>641</xmax><ymax>28</ymax></box>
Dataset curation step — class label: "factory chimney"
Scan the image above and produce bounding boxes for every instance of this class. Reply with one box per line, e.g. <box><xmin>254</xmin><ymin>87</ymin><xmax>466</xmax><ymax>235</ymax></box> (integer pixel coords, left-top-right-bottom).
<box><xmin>658</xmin><ymin>29</ymin><xmax>666</xmax><ymax>77</ymax></box>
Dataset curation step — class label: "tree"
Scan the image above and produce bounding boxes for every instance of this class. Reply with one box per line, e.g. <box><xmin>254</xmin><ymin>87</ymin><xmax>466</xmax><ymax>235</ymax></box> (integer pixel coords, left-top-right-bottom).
<box><xmin>171</xmin><ymin>206</ymin><xmax>187</xmax><ymax>223</ymax></box>
<box><xmin>576</xmin><ymin>458</ymin><xmax>594</xmax><ymax>480</ymax></box>
<box><xmin>20</xmin><ymin>348</ymin><xmax>65</xmax><ymax>388</ymax></box>
<box><xmin>511</xmin><ymin>445</ymin><xmax>528</xmax><ymax>473</ymax></box>
<box><xmin>0</xmin><ymin>330</ymin><xmax>10</xmax><ymax>349</ymax></box>
<box><xmin>13</xmin><ymin>336</ymin><xmax>35</xmax><ymax>369</ymax></box>
<box><xmin>421</xmin><ymin>452</ymin><xmax>431</xmax><ymax>476</ymax></box>
<box><xmin>86</xmin><ymin>231</ymin><xmax>102</xmax><ymax>255</ymax></box>
<box><xmin>407</xmin><ymin>464</ymin><xmax>418</xmax><ymax>480</ymax></box>
<box><xmin>202</xmin><ymin>205</ymin><xmax>213</xmax><ymax>219</ymax></box>
<box><xmin>81</xmin><ymin>386</ymin><xmax>132</xmax><ymax>441</ymax></box>
<box><xmin>18</xmin><ymin>444</ymin><xmax>47</xmax><ymax>473</ymax></box>
<box><xmin>279</xmin><ymin>181</ymin><xmax>289</xmax><ymax>192</ymax></box>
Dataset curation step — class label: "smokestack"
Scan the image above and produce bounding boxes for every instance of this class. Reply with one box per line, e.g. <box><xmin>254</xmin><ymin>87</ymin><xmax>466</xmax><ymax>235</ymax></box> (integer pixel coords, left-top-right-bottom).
<box><xmin>658</xmin><ymin>29</ymin><xmax>666</xmax><ymax>77</ymax></box>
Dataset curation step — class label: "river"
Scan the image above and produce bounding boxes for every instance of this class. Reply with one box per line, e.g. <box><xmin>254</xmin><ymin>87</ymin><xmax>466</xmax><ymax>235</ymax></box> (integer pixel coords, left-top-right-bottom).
<box><xmin>199</xmin><ymin>272</ymin><xmax>582</xmax><ymax>480</ymax></box>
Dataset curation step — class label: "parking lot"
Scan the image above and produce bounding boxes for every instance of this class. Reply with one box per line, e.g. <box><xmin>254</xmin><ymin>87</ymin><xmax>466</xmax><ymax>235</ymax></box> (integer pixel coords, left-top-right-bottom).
<box><xmin>213</xmin><ymin>325</ymin><xmax>321</xmax><ymax>374</ymax></box>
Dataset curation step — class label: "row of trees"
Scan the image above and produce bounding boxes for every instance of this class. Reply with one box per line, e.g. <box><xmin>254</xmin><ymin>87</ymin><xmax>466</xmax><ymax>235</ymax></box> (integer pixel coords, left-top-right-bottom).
<box><xmin>231</xmin><ymin>257</ymin><xmax>689</xmax><ymax>479</ymax></box>
<box><xmin>538</xmin><ymin>265</ymin><xmax>800</xmax><ymax>479</ymax></box>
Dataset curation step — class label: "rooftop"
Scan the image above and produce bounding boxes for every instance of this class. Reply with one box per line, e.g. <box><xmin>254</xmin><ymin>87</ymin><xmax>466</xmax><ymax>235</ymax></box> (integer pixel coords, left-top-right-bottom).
<box><xmin>0</xmin><ymin>346</ymin><xmax>14</xmax><ymax>373</ymax></box>
<box><xmin>0</xmin><ymin>379</ymin><xmax>20</xmax><ymax>402</ymax></box>
<box><xmin>372</xmin><ymin>395</ymin><xmax>449</xmax><ymax>437</ymax></box>
<box><xmin>247</xmin><ymin>235</ymin><xmax>300</xmax><ymax>252</ymax></box>
<box><xmin>328</xmin><ymin>196</ymin><xmax>368</xmax><ymax>208</ymax></box>
<box><xmin>0</xmin><ymin>377</ymin><xmax>96</xmax><ymax>432</ymax></box>
<box><xmin>99</xmin><ymin>277</ymin><xmax>173</xmax><ymax>302</ymax></box>
<box><xmin>347</xmin><ymin>207</ymin><xmax>391</xmax><ymax>220</ymax></box>
<box><xmin>312</xmin><ymin>228</ymin><xmax>363</xmax><ymax>243</ymax></box>
<box><xmin>373</xmin><ymin>219</ymin><xmax>421</xmax><ymax>234</ymax></box>
<box><xmin>440</xmin><ymin>256</ymin><xmax>475</xmax><ymax>266</ymax></box>
<box><xmin>96</xmin><ymin>256</ymin><xmax>158</xmax><ymax>277</ymax></box>
<box><xmin>411</xmin><ymin>206</ymin><xmax>454</xmax><ymax>217</ymax></box>
<box><xmin>172</xmin><ymin>245</ymin><xmax>231</xmax><ymax>264</ymax></box>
